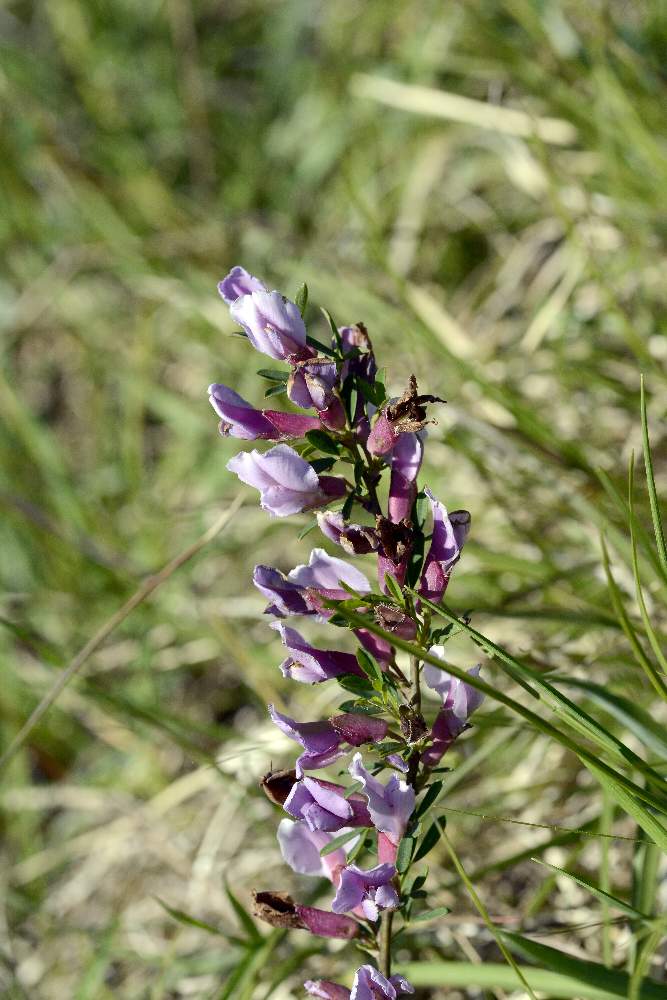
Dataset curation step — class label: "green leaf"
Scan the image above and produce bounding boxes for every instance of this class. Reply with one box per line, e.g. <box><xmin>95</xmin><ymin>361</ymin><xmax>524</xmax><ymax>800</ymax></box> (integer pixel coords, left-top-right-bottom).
<box><xmin>305</xmin><ymin>429</ymin><xmax>342</xmax><ymax>455</ymax></box>
<box><xmin>225</xmin><ymin>883</ymin><xmax>263</xmax><ymax>944</ymax></box>
<box><xmin>155</xmin><ymin>897</ymin><xmax>227</xmax><ymax>937</ymax></box>
<box><xmin>396</xmin><ymin>960</ymin><xmax>666</xmax><ymax>999</ymax></box>
<box><xmin>264</xmin><ymin>384</ymin><xmax>286</xmax><ymax>398</ymax></box>
<box><xmin>396</xmin><ymin>836</ymin><xmax>416</xmax><ymax>873</ymax></box>
<box><xmin>414</xmin><ymin>781</ymin><xmax>444</xmax><ymax>820</ymax></box>
<box><xmin>337</xmin><ymin>674</ymin><xmax>375</xmax><ymax>697</ymax></box>
<box><xmin>320</xmin><ymin>828</ymin><xmax>365</xmax><ymax>856</ymax></box>
<box><xmin>356</xmin><ymin>648</ymin><xmax>383</xmax><ymax>687</ymax></box>
<box><xmin>310</xmin><ymin>457</ymin><xmax>336</xmax><ymax>474</ymax></box>
<box><xmin>294</xmin><ymin>282</ymin><xmax>308</xmax><ymax>316</ymax></box>
<box><xmin>411</xmin><ymin>905</ymin><xmax>451</xmax><ymax>923</ymax></box>
<box><xmin>531</xmin><ymin>858</ymin><xmax>650</xmax><ymax>921</ymax></box>
<box><xmin>328</xmin><ymin>603</ymin><xmax>667</xmax><ymax>839</ymax></box>
<box><xmin>320</xmin><ymin>306</ymin><xmax>342</xmax><ymax>349</ymax></box>
<box><xmin>502</xmin><ymin>930</ymin><xmax>667</xmax><ymax>1000</ymax></box>
<box><xmin>383</xmin><ymin>572</ymin><xmax>405</xmax><ymax>606</ymax></box>
<box><xmin>306</xmin><ymin>333</ymin><xmax>337</xmax><ymax>358</ymax></box>
<box><xmin>414</xmin><ymin>817</ymin><xmax>446</xmax><ymax>862</ymax></box>
<box><xmin>256</xmin><ymin>369</ymin><xmax>289</xmax><ymax>383</ymax></box>
<box><xmin>297</xmin><ymin>520</ymin><xmax>318</xmax><ymax>541</ymax></box>
<box><xmin>641</xmin><ymin>375</ymin><xmax>667</xmax><ymax>581</ymax></box>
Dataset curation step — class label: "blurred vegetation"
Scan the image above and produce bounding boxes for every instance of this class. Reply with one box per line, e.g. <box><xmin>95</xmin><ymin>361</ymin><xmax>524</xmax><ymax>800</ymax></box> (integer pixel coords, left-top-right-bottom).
<box><xmin>1</xmin><ymin>1</ymin><xmax>666</xmax><ymax>997</ymax></box>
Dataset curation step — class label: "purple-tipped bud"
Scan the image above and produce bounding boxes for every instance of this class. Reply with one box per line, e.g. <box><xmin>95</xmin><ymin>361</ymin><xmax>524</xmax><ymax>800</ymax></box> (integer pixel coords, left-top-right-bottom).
<box><xmin>419</xmin><ymin>489</ymin><xmax>471</xmax><ymax>603</ymax></box>
<box><xmin>317</xmin><ymin>512</ymin><xmax>379</xmax><ymax>555</ymax></box>
<box><xmin>388</xmin><ymin>433</ymin><xmax>423</xmax><ymax>523</ymax></box>
<box><xmin>332</xmin><ymin>863</ymin><xmax>399</xmax><ymax>921</ymax></box>
<box><xmin>251</xmin><ymin>891</ymin><xmax>359</xmax><ymax>939</ymax></box>
<box><xmin>305</xmin><ymin>980</ymin><xmax>351</xmax><ymax>1000</ymax></box>
<box><xmin>230</xmin><ymin>288</ymin><xmax>312</xmax><ymax>361</ymax></box>
<box><xmin>227</xmin><ymin>444</ymin><xmax>339</xmax><ymax>518</ymax></box>
<box><xmin>217</xmin><ymin>265</ymin><xmax>266</xmax><ymax>305</ymax></box>
<box><xmin>348</xmin><ymin>753</ymin><xmax>415</xmax><ymax>846</ymax></box>
<box><xmin>208</xmin><ymin>383</ymin><xmax>321</xmax><ymax>440</ymax></box>
<box><xmin>330</xmin><ymin>713</ymin><xmax>389</xmax><ymax>747</ymax></box>
<box><xmin>284</xmin><ymin>776</ymin><xmax>372</xmax><ymax>832</ymax></box>
<box><xmin>271</xmin><ymin>622</ymin><xmax>362</xmax><ymax>684</ymax></box>
<box><xmin>351</xmin><ymin>966</ymin><xmax>414</xmax><ymax>1000</ymax></box>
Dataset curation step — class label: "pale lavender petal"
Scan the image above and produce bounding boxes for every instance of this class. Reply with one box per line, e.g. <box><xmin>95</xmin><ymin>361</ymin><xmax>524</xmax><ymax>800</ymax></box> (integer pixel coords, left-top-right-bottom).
<box><xmin>288</xmin><ymin>359</ymin><xmax>338</xmax><ymax>410</ymax></box>
<box><xmin>230</xmin><ymin>289</ymin><xmax>308</xmax><ymax>360</ymax></box>
<box><xmin>348</xmin><ymin>753</ymin><xmax>415</xmax><ymax>844</ymax></box>
<box><xmin>303</xmin><ymin>776</ymin><xmax>354</xmax><ymax>819</ymax></box>
<box><xmin>227</xmin><ymin>444</ymin><xmax>326</xmax><ymax>517</ymax></box>
<box><xmin>375</xmin><ymin>884</ymin><xmax>399</xmax><ymax>909</ymax></box>
<box><xmin>389</xmin><ymin>975</ymin><xmax>414</xmax><ymax>995</ymax></box>
<box><xmin>269</xmin><ymin>705</ymin><xmax>340</xmax><ymax>756</ymax></box>
<box><xmin>331</xmin><ymin>869</ymin><xmax>366</xmax><ymax>913</ymax></box>
<box><xmin>289</xmin><ymin>548</ymin><xmax>371</xmax><ymax>595</ymax></box>
<box><xmin>217</xmin><ymin>265</ymin><xmax>266</xmax><ymax>305</ymax></box>
<box><xmin>277</xmin><ymin>818</ymin><xmax>332</xmax><ymax>876</ymax></box>
<box><xmin>208</xmin><ymin>383</ymin><xmax>276</xmax><ymax>439</ymax></box>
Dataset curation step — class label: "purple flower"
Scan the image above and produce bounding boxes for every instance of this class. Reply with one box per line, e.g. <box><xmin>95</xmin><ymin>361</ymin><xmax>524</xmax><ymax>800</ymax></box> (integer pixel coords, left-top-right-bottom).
<box><xmin>305</xmin><ymin>967</ymin><xmax>414</xmax><ymax>1000</ymax></box>
<box><xmin>227</xmin><ymin>444</ymin><xmax>345</xmax><ymax>517</ymax></box>
<box><xmin>366</xmin><ymin>411</ymin><xmax>396</xmax><ymax>457</ymax></box>
<box><xmin>317</xmin><ymin>512</ymin><xmax>379</xmax><ymax>555</ymax></box>
<box><xmin>208</xmin><ymin>383</ymin><xmax>321</xmax><ymax>440</ymax></box>
<box><xmin>288</xmin><ymin>358</ymin><xmax>338</xmax><ymax>410</ymax></box>
<box><xmin>348</xmin><ymin>754</ymin><xmax>415</xmax><ymax>847</ymax></box>
<box><xmin>351</xmin><ymin>967</ymin><xmax>414</xmax><ymax>1000</ymax></box>
<box><xmin>284</xmin><ymin>777</ymin><xmax>371</xmax><ymax>832</ymax></box>
<box><xmin>271</xmin><ymin>622</ymin><xmax>362</xmax><ymax>684</ymax></box>
<box><xmin>252</xmin><ymin>890</ymin><xmax>359</xmax><ymax>939</ymax></box>
<box><xmin>388</xmin><ymin>433</ymin><xmax>423</xmax><ymax>523</ymax></box>
<box><xmin>422</xmin><ymin>652</ymin><xmax>484</xmax><ymax>765</ymax></box>
<box><xmin>332</xmin><ymin>863</ymin><xmax>399</xmax><ymax>921</ymax></box>
<box><xmin>305</xmin><ymin>981</ymin><xmax>351</xmax><ymax>1000</ymax></box>
<box><xmin>229</xmin><ymin>287</ymin><xmax>311</xmax><ymax>361</ymax></box>
<box><xmin>253</xmin><ymin>549</ymin><xmax>371</xmax><ymax>619</ymax></box>
<box><xmin>419</xmin><ymin>489</ymin><xmax>471</xmax><ymax>603</ymax></box>
<box><xmin>277</xmin><ymin>819</ymin><xmax>353</xmax><ymax>880</ymax></box>
<box><xmin>253</xmin><ymin>565</ymin><xmax>311</xmax><ymax>616</ymax></box>
<box><xmin>356</xmin><ymin>628</ymin><xmax>394</xmax><ymax>665</ymax></box>
<box><xmin>269</xmin><ymin>705</ymin><xmax>345</xmax><ymax>776</ymax></box>
<box><xmin>217</xmin><ymin>265</ymin><xmax>266</xmax><ymax>305</ymax></box>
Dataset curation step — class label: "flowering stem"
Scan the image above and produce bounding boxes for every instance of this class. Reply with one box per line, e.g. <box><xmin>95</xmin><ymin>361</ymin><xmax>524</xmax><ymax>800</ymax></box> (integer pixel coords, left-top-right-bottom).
<box><xmin>410</xmin><ymin>654</ymin><xmax>422</xmax><ymax>715</ymax></box>
<box><xmin>379</xmin><ymin>908</ymin><xmax>394</xmax><ymax>977</ymax></box>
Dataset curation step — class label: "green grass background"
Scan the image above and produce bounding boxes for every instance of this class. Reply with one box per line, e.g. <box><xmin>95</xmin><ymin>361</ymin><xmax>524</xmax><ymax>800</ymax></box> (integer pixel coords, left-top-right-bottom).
<box><xmin>1</xmin><ymin>1</ymin><xmax>666</xmax><ymax>997</ymax></box>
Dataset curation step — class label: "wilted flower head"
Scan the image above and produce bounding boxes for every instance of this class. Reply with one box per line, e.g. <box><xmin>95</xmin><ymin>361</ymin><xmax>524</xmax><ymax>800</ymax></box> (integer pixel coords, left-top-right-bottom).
<box><xmin>227</xmin><ymin>444</ymin><xmax>345</xmax><ymax>517</ymax></box>
<box><xmin>367</xmin><ymin>377</ymin><xmax>443</xmax><ymax>457</ymax></box>
<box><xmin>332</xmin><ymin>863</ymin><xmax>399</xmax><ymax>921</ymax></box>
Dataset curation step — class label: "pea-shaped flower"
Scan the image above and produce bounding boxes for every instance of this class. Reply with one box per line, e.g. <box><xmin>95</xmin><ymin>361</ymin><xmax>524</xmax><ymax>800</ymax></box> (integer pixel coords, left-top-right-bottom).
<box><xmin>227</xmin><ymin>444</ymin><xmax>345</xmax><ymax>517</ymax></box>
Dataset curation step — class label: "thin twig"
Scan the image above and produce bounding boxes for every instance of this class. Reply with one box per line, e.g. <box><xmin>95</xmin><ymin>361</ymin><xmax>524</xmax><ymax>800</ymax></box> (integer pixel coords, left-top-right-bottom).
<box><xmin>379</xmin><ymin>908</ymin><xmax>394</xmax><ymax>977</ymax></box>
<box><xmin>0</xmin><ymin>493</ymin><xmax>245</xmax><ymax>773</ymax></box>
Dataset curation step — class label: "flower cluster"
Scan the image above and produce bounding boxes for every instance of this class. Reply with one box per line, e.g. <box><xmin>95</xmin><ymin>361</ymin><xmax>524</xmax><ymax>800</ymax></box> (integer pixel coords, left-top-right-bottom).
<box><xmin>211</xmin><ymin>267</ymin><xmax>485</xmax><ymax>988</ymax></box>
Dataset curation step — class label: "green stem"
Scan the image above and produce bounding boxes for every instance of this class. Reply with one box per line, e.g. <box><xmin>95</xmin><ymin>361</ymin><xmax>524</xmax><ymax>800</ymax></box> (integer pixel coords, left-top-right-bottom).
<box><xmin>379</xmin><ymin>908</ymin><xmax>394</xmax><ymax>977</ymax></box>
